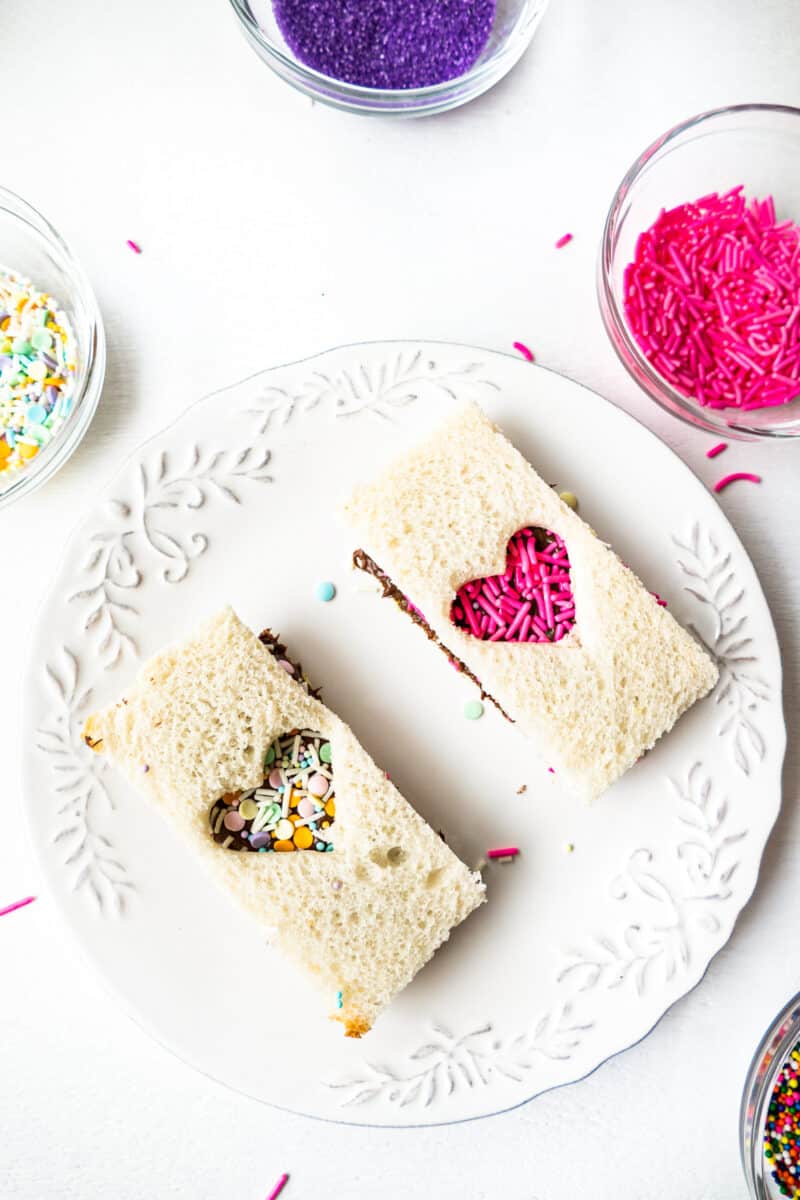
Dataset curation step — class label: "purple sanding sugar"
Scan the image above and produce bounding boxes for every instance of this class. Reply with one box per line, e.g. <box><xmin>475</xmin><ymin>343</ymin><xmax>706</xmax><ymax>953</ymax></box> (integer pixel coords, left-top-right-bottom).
<box><xmin>273</xmin><ymin>0</ymin><xmax>497</xmax><ymax>90</ymax></box>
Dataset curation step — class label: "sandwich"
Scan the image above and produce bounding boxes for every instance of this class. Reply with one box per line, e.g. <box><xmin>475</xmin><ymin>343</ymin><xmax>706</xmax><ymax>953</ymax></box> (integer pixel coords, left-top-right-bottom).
<box><xmin>343</xmin><ymin>403</ymin><xmax>718</xmax><ymax>801</ymax></box>
<box><xmin>82</xmin><ymin>607</ymin><xmax>485</xmax><ymax>1036</ymax></box>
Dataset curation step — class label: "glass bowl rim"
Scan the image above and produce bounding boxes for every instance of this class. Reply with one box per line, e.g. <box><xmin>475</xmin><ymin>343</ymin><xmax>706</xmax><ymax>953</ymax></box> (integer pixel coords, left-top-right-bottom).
<box><xmin>226</xmin><ymin>0</ymin><xmax>542</xmax><ymax>102</ymax></box>
<box><xmin>599</xmin><ymin>102</ymin><xmax>800</xmax><ymax>441</ymax></box>
<box><xmin>0</xmin><ymin>183</ymin><xmax>106</xmax><ymax>509</ymax></box>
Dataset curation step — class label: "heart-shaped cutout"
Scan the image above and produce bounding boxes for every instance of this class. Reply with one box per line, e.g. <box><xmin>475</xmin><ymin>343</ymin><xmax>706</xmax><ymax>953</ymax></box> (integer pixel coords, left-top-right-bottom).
<box><xmin>210</xmin><ymin>728</ymin><xmax>335</xmax><ymax>853</ymax></box>
<box><xmin>450</xmin><ymin>526</ymin><xmax>575</xmax><ymax>643</ymax></box>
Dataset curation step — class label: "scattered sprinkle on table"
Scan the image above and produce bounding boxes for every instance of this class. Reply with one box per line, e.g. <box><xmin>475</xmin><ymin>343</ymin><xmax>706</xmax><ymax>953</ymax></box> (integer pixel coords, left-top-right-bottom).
<box><xmin>0</xmin><ymin>895</ymin><xmax>36</xmax><ymax>919</ymax></box>
<box><xmin>558</xmin><ymin>490</ymin><xmax>578</xmax><ymax>510</ymax></box>
<box><xmin>706</xmin><ymin>441</ymin><xmax>728</xmax><ymax>459</ymax></box>
<box><xmin>463</xmin><ymin>699</ymin><xmax>484</xmax><ymax>720</ymax></box>
<box><xmin>764</xmin><ymin>1042</ymin><xmax>800</xmax><ymax>1196</ymax></box>
<box><xmin>336</xmin><ymin>990</ymin><xmax>343</xmax><ymax>1009</ymax></box>
<box><xmin>714</xmin><ymin>471</ymin><xmax>762</xmax><ymax>494</ymax></box>
<box><xmin>516</xmin><ymin>783</ymin><xmax>527</xmax><ymax>795</ymax></box>
<box><xmin>272</xmin><ymin>0</ymin><xmax>497</xmax><ymax>89</ymax></box>
<box><xmin>624</xmin><ymin>187</ymin><xmax>800</xmax><ymax>412</ymax></box>
<box><xmin>316</xmin><ymin>580</ymin><xmax>336</xmax><ymax>602</ymax></box>
<box><xmin>126</xmin><ymin>239</ymin><xmax>142</xmax><ymax>254</ymax></box>
<box><xmin>0</xmin><ymin>267</ymin><xmax>77</xmax><ymax>480</ymax></box>
<box><xmin>555</xmin><ymin>233</ymin><xmax>573</xmax><ymax>249</ymax></box>
<box><xmin>565</xmin><ymin>842</ymin><xmax>575</xmax><ymax>854</ymax></box>
<box><xmin>487</xmin><ymin>846</ymin><xmax>519</xmax><ymax>861</ymax></box>
<box><xmin>266</xmin><ymin>1173</ymin><xmax>290</xmax><ymax>1200</ymax></box>
<box><xmin>512</xmin><ymin>341</ymin><xmax>535</xmax><ymax>362</ymax></box>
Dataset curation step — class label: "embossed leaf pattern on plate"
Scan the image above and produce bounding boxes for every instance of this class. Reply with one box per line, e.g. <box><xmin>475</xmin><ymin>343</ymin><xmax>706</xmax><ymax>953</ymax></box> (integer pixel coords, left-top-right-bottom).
<box><xmin>673</xmin><ymin>523</ymin><xmax>768</xmax><ymax>774</ymax></box>
<box><xmin>36</xmin><ymin>649</ymin><xmax>131</xmax><ymax>911</ymax></box>
<box><xmin>68</xmin><ymin>444</ymin><xmax>272</xmax><ymax>668</ymax></box>
<box><xmin>245</xmin><ymin>348</ymin><xmax>499</xmax><ymax>435</ymax></box>
<box><xmin>556</xmin><ymin>765</ymin><xmax>746</xmax><ymax>999</ymax></box>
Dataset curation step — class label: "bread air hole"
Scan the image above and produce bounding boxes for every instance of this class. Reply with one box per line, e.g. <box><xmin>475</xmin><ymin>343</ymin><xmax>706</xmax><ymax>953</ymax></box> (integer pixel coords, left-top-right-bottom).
<box><xmin>426</xmin><ymin>867</ymin><xmax>446</xmax><ymax>888</ymax></box>
<box><xmin>369</xmin><ymin>846</ymin><xmax>406</xmax><ymax>868</ymax></box>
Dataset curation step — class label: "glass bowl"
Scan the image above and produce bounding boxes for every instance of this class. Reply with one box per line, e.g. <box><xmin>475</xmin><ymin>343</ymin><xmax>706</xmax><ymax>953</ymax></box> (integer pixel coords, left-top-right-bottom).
<box><xmin>227</xmin><ymin>0</ymin><xmax>550</xmax><ymax>117</ymax></box>
<box><xmin>741</xmin><ymin>990</ymin><xmax>800</xmax><ymax>1198</ymax></box>
<box><xmin>599</xmin><ymin>104</ymin><xmax>800</xmax><ymax>440</ymax></box>
<box><xmin>0</xmin><ymin>186</ymin><xmax>105</xmax><ymax>510</ymax></box>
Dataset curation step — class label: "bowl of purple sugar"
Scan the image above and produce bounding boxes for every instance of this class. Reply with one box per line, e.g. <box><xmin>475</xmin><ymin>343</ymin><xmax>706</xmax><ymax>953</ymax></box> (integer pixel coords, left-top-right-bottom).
<box><xmin>228</xmin><ymin>0</ymin><xmax>551</xmax><ymax>116</ymax></box>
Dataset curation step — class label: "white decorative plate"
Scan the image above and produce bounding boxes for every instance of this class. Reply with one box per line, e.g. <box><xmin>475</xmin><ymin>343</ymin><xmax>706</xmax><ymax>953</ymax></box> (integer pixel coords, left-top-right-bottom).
<box><xmin>23</xmin><ymin>341</ymin><xmax>784</xmax><ymax>1126</ymax></box>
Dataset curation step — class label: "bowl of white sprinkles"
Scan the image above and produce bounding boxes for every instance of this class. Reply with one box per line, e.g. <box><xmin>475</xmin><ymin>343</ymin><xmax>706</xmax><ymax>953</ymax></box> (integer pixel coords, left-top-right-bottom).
<box><xmin>0</xmin><ymin>186</ymin><xmax>105</xmax><ymax>509</ymax></box>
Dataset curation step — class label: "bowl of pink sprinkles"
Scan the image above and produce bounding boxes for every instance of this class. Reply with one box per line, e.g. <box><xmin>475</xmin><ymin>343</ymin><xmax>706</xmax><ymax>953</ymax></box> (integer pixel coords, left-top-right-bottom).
<box><xmin>600</xmin><ymin>104</ymin><xmax>800</xmax><ymax>439</ymax></box>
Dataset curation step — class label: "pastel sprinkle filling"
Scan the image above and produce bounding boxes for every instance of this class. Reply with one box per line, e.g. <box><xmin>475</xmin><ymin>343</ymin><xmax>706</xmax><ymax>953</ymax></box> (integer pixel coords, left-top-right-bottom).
<box><xmin>450</xmin><ymin>526</ymin><xmax>575</xmax><ymax>643</ymax></box>
<box><xmin>624</xmin><ymin>187</ymin><xmax>800</xmax><ymax>412</ymax></box>
<box><xmin>0</xmin><ymin>266</ymin><xmax>77</xmax><ymax>478</ymax></box>
<box><xmin>210</xmin><ymin>729</ymin><xmax>335</xmax><ymax>853</ymax></box>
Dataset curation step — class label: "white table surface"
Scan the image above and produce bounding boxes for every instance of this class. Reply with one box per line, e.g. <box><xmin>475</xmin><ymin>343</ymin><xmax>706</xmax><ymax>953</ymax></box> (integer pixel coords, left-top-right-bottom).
<box><xmin>2</xmin><ymin>0</ymin><xmax>799</xmax><ymax>1196</ymax></box>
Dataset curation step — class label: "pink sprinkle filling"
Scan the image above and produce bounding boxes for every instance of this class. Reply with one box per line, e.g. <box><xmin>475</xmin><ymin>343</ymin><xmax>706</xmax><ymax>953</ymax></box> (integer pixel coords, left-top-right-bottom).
<box><xmin>624</xmin><ymin>188</ymin><xmax>800</xmax><ymax>411</ymax></box>
<box><xmin>513</xmin><ymin>341</ymin><xmax>535</xmax><ymax>362</ymax></box>
<box><xmin>555</xmin><ymin>233</ymin><xmax>573</xmax><ymax>249</ymax></box>
<box><xmin>487</xmin><ymin>846</ymin><xmax>519</xmax><ymax>859</ymax></box>
<box><xmin>451</xmin><ymin>527</ymin><xmax>575</xmax><ymax>644</ymax></box>
<box><xmin>126</xmin><ymin>239</ymin><xmax>142</xmax><ymax>254</ymax></box>
<box><xmin>706</xmin><ymin>441</ymin><xmax>728</xmax><ymax>458</ymax></box>
<box><xmin>713</xmin><ymin>472</ymin><xmax>762</xmax><ymax>493</ymax></box>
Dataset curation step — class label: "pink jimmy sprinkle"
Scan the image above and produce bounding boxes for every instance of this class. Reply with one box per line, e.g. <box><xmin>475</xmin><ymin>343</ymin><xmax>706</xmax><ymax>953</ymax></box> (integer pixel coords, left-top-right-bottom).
<box><xmin>512</xmin><ymin>341</ymin><xmax>535</xmax><ymax>362</ymax></box>
<box><xmin>555</xmin><ymin>233</ymin><xmax>573</xmax><ymax>249</ymax></box>
<box><xmin>706</xmin><ymin>441</ymin><xmax>728</xmax><ymax>458</ymax></box>
<box><xmin>714</xmin><ymin>472</ymin><xmax>762</xmax><ymax>494</ymax></box>
<box><xmin>450</xmin><ymin>527</ymin><xmax>575</xmax><ymax>644</ymax></box>
<box><xmin>623</xmin><ymin>189</ymin><xmax>800</xmax><ymax>412</ymax></box>
<box><xmin>0</xmin><ymin>895</ymin><xmax>36</xmax><ymax>919</ymax></box>
<box><xmin>487</xmin><ymin>846</ymin><xmax>520</xmax><ymax>860</ymax></box>
<box><xmin>266</xmin><ymin>1174</ymin><xmax>290</xmax><ymax>1200</ymax></box>
<box><xmin>126</xmin><ymin>239</ymin><xmax>142</xmax><ymax>254</ymax></box>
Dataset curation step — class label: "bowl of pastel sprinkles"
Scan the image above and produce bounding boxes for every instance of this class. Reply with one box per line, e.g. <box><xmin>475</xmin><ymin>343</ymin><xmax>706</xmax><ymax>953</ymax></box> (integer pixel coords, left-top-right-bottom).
<box><xmin>0</xmin><ymin>187</ymin><xmax>104</xmax><ymax>508</ymax></box>
<box><xmin>228</xmin><ymin>0</ymin><xmax>550</xmax><ymax>116</ymax></box>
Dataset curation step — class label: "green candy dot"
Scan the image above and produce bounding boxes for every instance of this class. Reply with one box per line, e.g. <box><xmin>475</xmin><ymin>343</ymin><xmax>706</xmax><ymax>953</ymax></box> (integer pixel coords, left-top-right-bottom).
<box><xmin>11</xmin><ymin>337</ymin><xmax>31</xmax><ymax>355</ymax></box>
<box><xmin>463</xmin><ymin>699</ymin><xmax>484</xmax><ymax>721</ymax></box>
<box><xmin>31</xmin><ymin>328</ymin><xmax>52</xmax><ymax>351</ymax></box>
<box><xmin>319</xmin><ymin>742</ymin><xmax>332</xmax><ymax>763</ymax></box>
<box><xmin>264</xmin><ymin>745</ymin><xmax>275</xmax><ymax>766</ymax></box>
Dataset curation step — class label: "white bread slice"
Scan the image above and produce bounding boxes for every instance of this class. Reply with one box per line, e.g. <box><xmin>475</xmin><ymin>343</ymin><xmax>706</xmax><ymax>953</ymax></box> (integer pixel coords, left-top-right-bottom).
<box><xmin>343</xmin><ymin>403</ymin><xmax>718</xmax><ymax>801</ymax></box>
<box><xmin>83</xmin><ymin>607</ymin><xmax>484</xmax><ymax>1036</ymax></box>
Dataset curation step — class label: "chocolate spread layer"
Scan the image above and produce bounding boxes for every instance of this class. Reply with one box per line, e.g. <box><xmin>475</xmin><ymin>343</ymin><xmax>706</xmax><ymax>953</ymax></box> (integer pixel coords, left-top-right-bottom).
<box><xmin>352</xmin><ymin>549</ymin><xmax>513</xmax><ymax>723</ymax></box>
<box><xmin>258</xmin><ymin>628</ymin><xmax>322</xmax><ymax>700</ymax></box>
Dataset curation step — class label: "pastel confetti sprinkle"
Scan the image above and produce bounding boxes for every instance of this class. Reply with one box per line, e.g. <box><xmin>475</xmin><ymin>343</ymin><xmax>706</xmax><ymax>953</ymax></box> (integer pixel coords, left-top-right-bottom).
<box><xmin>266</xmin><ymin>1174</ymin><xmax>290</xmax><ymax>1200</ymax></box>
<box><xmin>463</xmin><ymin>699</ymin><xmax>484</xmax><ymax>720</ymax></box>
<box><xmin>0</xmin><ymin>895</ymin><xmax>36</xmax><ymax>918</ymax></box>
<box><xmin>336</xmin><ymin>990</ymin><xmax>343</xmax><ymax>1009</ymax></box>
<box><xmin>706</xmin><ymin>441</ymin><xmax>728</xmax><ymax>459</ymax></box>
<box><xmin>487</xmin><ymin>846</ymin><xmax>519</xmax><ymax>860</ymax></box>
<box><xmin>126</xmin><ymin>239</ymin><xmax>142</xmax><ymax>254</ymax></box>
<box><xmin>452</xmin><ymin>527</ymin><xmax>575</xmax><ymax>644</ymax></box>
<box><xmin>0</xmin><ymin>267</ymin><xmax>77</xmax><ymax>482</ymax></box>
<box><xmin>316</xmin><ymin>580</ymin><xmax>336</xmax><ymax>602</ymax></box>
<box><xmin>512</xmin><ymin>341</ymin><xmax>535</xmax><ymax>362</ymax></box>
<box><xmin>714</xmin><ymin>471</ymin><xmax>762</xmax><ymax>493</ymax></box>
<box><xmin>624</xmin><ymin>187</ymin><xmax>800</xmax><ymax>412</ymax></box>
<box><xmin>555</xmin><ymin>233</ymin><xmax>573</xmax><ymax>249</ymax></box>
